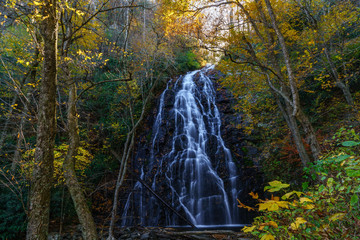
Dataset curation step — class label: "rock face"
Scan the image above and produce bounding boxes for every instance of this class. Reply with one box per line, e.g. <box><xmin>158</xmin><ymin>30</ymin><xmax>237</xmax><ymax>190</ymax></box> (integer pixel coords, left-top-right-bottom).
<box><xmin>119</xmin><ymin>66</ymin><xmax>262</xmax><ymax>227</ymax></box>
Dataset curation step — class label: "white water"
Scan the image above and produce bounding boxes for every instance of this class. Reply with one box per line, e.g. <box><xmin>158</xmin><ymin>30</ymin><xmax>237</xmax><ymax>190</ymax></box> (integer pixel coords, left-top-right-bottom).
<box><xmin>122</xmin><ymin>66</ymin><xmax>240</xmax><ymax>226</ymax></box>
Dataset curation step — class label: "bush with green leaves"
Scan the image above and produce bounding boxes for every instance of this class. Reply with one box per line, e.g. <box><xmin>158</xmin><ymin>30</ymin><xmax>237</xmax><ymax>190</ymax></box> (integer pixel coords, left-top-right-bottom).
<box><xmin>240</xmin><ymin>139</ymin><xmax>360</xmax><ymax>240</ymax></box>
<box><xmin>175</xmin><ymin>50</ymin><xmax>201</xmax><ymax>73</ymax></box>
<box><xmin>0</xmin><ymin>171</ymin><xmax>27</xmax><ymax>240</ymax></box>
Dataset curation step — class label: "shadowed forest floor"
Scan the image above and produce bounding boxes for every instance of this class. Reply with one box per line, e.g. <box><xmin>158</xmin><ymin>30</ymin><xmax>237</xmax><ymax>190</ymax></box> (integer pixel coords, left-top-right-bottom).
<box><xmin>49</xmin><ymin>227</ymin><xmax>252</xmax><ymax>240</ymax></box>
<box><xmin>115</xmin><ymin>227</ymin><xmax>251</xmax><ymax>240</ymax></box>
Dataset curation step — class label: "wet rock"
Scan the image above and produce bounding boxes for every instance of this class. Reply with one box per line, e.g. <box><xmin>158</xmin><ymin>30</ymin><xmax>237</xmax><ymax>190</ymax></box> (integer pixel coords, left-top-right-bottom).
<box><xmin>120</xmin><ymin>67</ymin><xmax>262</xmax><ymax>227</ymax></box>
<box><xmin>140</xmin><ymin>232</ymin><xmax>150</xmax><ymax>239</ymax></box>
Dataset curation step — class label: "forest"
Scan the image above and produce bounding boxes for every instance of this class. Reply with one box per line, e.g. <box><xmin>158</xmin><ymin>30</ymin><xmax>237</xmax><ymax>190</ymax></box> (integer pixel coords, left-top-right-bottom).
<box><xmin>0</xmin><ymin>0</ymin><xmax>359</xmax><ymax>239</ymax></box>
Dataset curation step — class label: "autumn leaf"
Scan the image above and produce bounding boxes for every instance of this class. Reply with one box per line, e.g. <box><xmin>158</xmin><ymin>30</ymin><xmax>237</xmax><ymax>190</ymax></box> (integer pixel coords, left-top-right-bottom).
<box><xmin>259</xmin><ymin>221</ymin><xmax>278</xmax><ymax>230</ymax></box>
<box><xmin>258</xmin><ymin>200</ymin><xmax>289</xmax><ymax>211</ymax></box>
<box><xmin>242</xmin><ymin>225</ymin><xmax>256</xmax><ymax>233</ymax></box>
<box><xmin>329</xmin><ymin>213</ymin><xmax>346</xmax><ymax>222</ymax></box>
<box><xmin>282</xmin><ymin>190</ymin><xmax>303</xmax><ymax>200</ymax></box>
<box><xmin>291</xmin><ymin>217</ymin><xmax>307</xmax><ymax>230</ymax></box>
<box><xmin>260</xmin><ymin>233</ymin><xmax>275</xmax><ymax>240</ymax></box>
<box><xmin>264</xmin><ymin>181</ymin><xmax>290</xmax><ymax>192</ymax></box>
<box><xmin>237</xmin><ymin>199</ymin><xmax>255</xmax><ymax>211</ymax></box>
<box><xmin>249</xmin><ymin>191</ymin><xmax>259</xmax><ymax>199</ymax></box>
<box><xmin>299</xmin><ymin>197</ymin><xmax>313</xmax><ymax>203</ymax></box>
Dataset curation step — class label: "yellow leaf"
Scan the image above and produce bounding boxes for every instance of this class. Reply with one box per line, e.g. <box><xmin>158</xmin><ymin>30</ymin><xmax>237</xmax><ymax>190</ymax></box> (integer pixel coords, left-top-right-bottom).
<box><xmin>259</xmin><ymin>221</ymin><xmax>278</xmax><ymax>228</ymax></box>
<box><xmin>249</xmin><ymin>192</ymin><xmax>259</xmax><ymax>199</ymax></box>
<box><xmin>291</xmin><ymin>217</ymin><xmax>307</xmax><ymax>230</ymax></box>
<box><xmin>271</xmin><ymin>195</ymin><xmax>280</xmax><ymax>201</ymax></box>
<box><xmin>258</xmin><ymin>200</ymin><xmax>288</xmax><ymax>211</ymax></box>
<box><xmin>329</xmin><ymin>213</ymin><xmax>346</xmax><ymax>222</ymax></box>
<box><xmin>282</xmin><ymin>191</ymin><xmax>303</xmax><ymax>200</ymax></box>
<box><xmin>242</xmin><ymin>225</ymin><xmax>256</xmax><ymax>233</ymax></box>
<box><xmin>268</xmin><ymin>221</ymin><xmax>278</xmax><ymax>228</ymax></box>
<box><xmin>260</xmin><ymin>233</ymin><xmax>275</xmax><ymax>240</ymax></box>
<box><xmin>300</xmin><ymin>197</ymin><xmax>313</xmax><ymax>203</ymax></box>
<box><xmin>299</xmin><ymin>197</ymin><xmax>315</xmax><ymax>209</ymax></box>
<box><xmin>301</xmin><ymin>203</ymin><xmax>315</xmax><ymax>209</ymax></box>
<box><xmin>265</xmin><ymin>181</ymin><xmax>290</xmax><ymax>192</ymax></box>
<box><xmin>276</xmin><ymin>201</ymin><xmax>289</xmax><ymax>208</ymax></box>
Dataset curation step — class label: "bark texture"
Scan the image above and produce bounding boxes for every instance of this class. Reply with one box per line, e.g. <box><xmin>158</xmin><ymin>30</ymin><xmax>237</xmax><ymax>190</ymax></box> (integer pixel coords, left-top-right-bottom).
<box><xmin>274</xmin><ymin>93</ymin><xmax>311</xmax><ymax>167</ymax></box>
<box><xmin>63</xmin><ymin>83</ymin><xmax>98</xmax><ymax>240</ymax></box>
<box><xmin>26</xmin><ymin>1</ymin><xmax>58</xmax><ymax>239</ymax></box>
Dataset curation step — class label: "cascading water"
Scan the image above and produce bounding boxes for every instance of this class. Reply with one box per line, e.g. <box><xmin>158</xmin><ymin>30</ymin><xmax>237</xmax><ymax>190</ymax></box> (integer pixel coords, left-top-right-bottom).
<box><xmin>122</xmin><ymin>65</ymin><xmax>243</xmax><ymax>227</ymax></box>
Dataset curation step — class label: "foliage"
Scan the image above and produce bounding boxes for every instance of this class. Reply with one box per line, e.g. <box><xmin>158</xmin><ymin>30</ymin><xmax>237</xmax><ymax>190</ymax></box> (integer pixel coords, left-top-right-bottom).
<box><xmin>22</xmin><ymin>143</ymin><xmax>92</xmax><ymax>185</ymax></box>
<box><xmin>0</xmin><ymin>167</ymin><xmax>28</xmax><ymax>240</ymax></box>
<box><xmin>0</xmin><ymin>0</ymin><xmax>359</xmax><ymax>237</ymax></box>
<box><xmin>175</xmin><ymin>50</ymin><xmax>201</xmax><ymax>73</ymax></box>
<box><xmin>240</xmin><ymin>139</ymin><xmax>360</xmax><ymax>239</ymax></box>
<box><xmin>0</xmin><ymin>187</ymin><xmax>27</xmax><ymax>239</ymax></box>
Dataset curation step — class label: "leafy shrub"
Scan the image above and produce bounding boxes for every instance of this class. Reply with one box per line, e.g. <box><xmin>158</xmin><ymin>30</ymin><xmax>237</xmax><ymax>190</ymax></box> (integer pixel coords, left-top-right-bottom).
<box><xmin>175</xmin><ymin>50</ymin><xmax>201</xmax><ymax>73</ymax></box>
<box><xmin>240</xmin><ymin>140</ymin><xmax>360</xmax><ymax>239</ymax></box>
<box><xmin>22</xmin><ymin>143</ymin><xmax>92</xmax><ymax>185</ymax></box>
<box><xmin>0</xmin><ymin>189</ymin><xmax>27</xmax><ymax>239</ymax></box>
<box><xmin>0</xmin><ymin>169</ymin><xmax>27</xmax><ymax>240</ymax></box>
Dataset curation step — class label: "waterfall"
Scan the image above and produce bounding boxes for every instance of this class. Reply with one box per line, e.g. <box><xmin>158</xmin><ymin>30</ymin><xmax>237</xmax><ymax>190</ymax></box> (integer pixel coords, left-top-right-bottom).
<box><xmin>122</xmin><ymin>66</ymin><xmax>242</xmax><ymax>226</ymax></box>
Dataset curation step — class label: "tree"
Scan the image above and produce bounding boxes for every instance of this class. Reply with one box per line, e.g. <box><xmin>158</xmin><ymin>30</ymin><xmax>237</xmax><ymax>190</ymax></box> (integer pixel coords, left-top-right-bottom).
<box><xmin>214</xmin><ymin>0</ymin><xmax>321</xmax><ymax>165</ymax></box>
<box><xmin>294</xmin><ymin>0</ymin><xmax>359</xmax><ymax>107</ymax></box>
<box><xmin>26</xmin><ymin>0</ymin><xmax>58</xmax><ymax>239</ymax></box>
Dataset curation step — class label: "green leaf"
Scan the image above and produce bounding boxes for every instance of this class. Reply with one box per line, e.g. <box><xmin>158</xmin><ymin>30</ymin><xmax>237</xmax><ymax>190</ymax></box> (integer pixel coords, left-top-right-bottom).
<box><xmin>342</xmin><ymin>141</ymin><xmax>360</xmax><ymax>147</ymax></box>
<box><xmin>265</xmin><ymin>181</ymin><xmax>290</xmax><ymax>192</ymax></box>
<box><xmin>346</xmin><ymin>170</ymin><xmax>360</xmax><ymax>177</ymax></box>
<box><xmin>333</xmin><ymin>154</ymin><xmax>351</xmax><ymax>162</ymax></box>
<box><xmin>350</xmin><ymin>194</ymin><xmax>358</xmax><ymax>206</ymax></box>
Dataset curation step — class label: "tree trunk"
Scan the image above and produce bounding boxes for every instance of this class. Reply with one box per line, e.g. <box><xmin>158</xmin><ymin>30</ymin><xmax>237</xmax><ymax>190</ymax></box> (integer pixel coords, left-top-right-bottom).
<box><xmin>108</xmin><ymin>131</ymin><xmax>135</xmax><ymax>240</ymax></box>
<box><xmin>296</xmin><ymin>109</ymin><xmax>321</xmax><ymax>160</ymax></box>
<box><xmin>323</xmin><ymin>47</ymin><xmax>355</xmax><ymax>106</ymax></box>
<box><xmin>108</xmin><ymin>88</ymin><xmax>136</xmax><ymax>240</ymax></box>
<box><xmin>26</xmin><ymin>1</ymin><xmax>58</xmax><ymax>239</ymax></box>
<box><xmin>108</xmin><ymin>77</ymin><xmax>161</xmax><ymax>239</ymax></box>
<box><xmin>264</xmin><ymin>0</ymin><xmax>300</xmax><ymax>116</ymax></box>
<box><xmin>63</xmin><ymin>83</ymin><xmax>98</xmax><ymax>240</ymax></box>
<box><xmin>264</xmin><ymin>0</ymin><xmax>321</xmax><ymax>160</ymax></box>
<box><xmin>336</xmin><ymin>80</ymin><xmax>354</xmax><ymax>106</ymax></box>
<box><xmin>274</xmin><ymin>92</ymin><xmax>311</xmax><ymax>167</ymax></box>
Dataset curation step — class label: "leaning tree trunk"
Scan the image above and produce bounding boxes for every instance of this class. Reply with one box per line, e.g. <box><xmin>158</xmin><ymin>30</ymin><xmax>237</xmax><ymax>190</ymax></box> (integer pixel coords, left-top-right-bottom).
<box><xmin>243</xmin><ymin>1</ymin><xmax>315</xmax><ymax>164</ymax></box>
<box><xmin>264</xmin><ymin>0</ymin><xmax>300</xmax><ymax>116</ymax></box>
<box><xmin>264</xmin><ymin>0</ymin><xmax>321</xmax><ymax>161</ymax></box>
<box><xmin>26</xmin><ymin>1</ymin><xmax>58</xmax><ymax>239</ymax></box>
<box><xmin>108</xmin><ymin>76</ymin><xmax>161</xmax><ymax>239</ymax></box>
<box><xmin>336</xmin><ymin>81</ymin><xmax>354</xmax><ymax>106</ymax></box>
<box><xmin>296</xmin><ymin>109</ymin><xmax>321</xmax><ymax>161</ymax></box>
<box><xmin>324</xmin><ymin>47</ymin><xmax>355</xmax><ymax>106</ymax></box>
<box><xmin>273</xmin><ymin>91</ymin><xmax>311</xmax><ymax>167</ymax></box>
<box><xmin>63</xmin><ymin>82</ymin><xmax>98</xmax><ymax>240</ymax></box>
